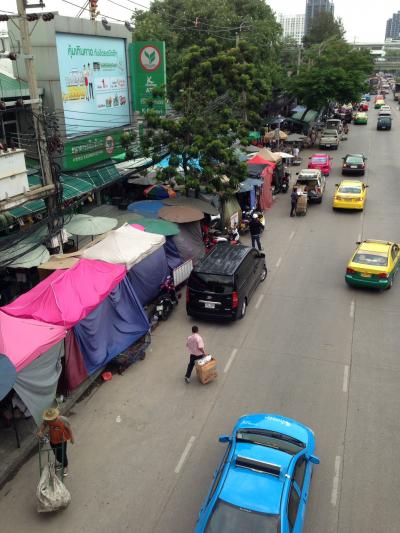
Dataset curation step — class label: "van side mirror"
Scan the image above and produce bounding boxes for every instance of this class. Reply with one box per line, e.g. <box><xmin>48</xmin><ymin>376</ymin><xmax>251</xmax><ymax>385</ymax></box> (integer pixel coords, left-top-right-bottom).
<box><xmin>219</xmin><ymin>435</ymin><xmax>231</xmax><ymax>443</ymax></box>
<box><xmin>308</xmin><ymin>455</ymin><xmax>320</xmax><ymax>465</ymax></box>
<box><xmin>258</xmin><ymin>252</ymin><xmax>265</xmax><ymax>259</ymax></box>
<box><xmin>335</xmin><ymin>183</ymin><xmax>339</xmax><ymax>187</ymax></box>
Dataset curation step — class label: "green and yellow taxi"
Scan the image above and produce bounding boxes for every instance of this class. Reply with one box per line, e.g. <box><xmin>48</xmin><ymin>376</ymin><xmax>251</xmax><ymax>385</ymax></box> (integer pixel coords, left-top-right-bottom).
<box><xmin>374</xmin><ymin>99</ymin><xmax>385</xmax><ymax>109</ymax></box>
<box><xmin>354</xmin><ymin>111</ymin><xmax>368</xmax><ymax>124</ymax></box>
<box><xmin>346</xmin><ymin>240</ymin><xmax>400</xmax><ymax>290</ymax></box>
<box><xmin>333</xmin><ymin>180</ymin><xmax>367</xmax><ymax>210</ymax></box>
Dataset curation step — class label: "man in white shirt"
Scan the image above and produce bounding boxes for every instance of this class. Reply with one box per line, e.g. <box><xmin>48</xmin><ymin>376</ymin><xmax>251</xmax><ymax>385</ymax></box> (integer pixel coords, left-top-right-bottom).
<box><xmin>185</xmin><ymin>325</ymin><xmax>206</xmax><ymax>383</ymax></box>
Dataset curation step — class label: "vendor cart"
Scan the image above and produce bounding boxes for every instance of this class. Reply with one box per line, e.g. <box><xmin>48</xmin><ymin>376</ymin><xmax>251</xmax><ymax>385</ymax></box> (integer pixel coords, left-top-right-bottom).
<box><xmin>296</xmin><ymin>186</ymin><xmax>308</xmax><ymax>216</ymax></box>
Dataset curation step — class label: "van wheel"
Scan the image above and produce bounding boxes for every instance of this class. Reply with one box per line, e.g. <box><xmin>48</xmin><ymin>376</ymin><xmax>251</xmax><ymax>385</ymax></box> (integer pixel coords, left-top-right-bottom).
<box><xmin>260</xmin><ymin>267</ymin><xmax>267</xmax><ymax>282</ymax></box>
<box><xmin>239</xmin><ymin>299</ymin><xmax>247</xmax><ymax>319</ymax></box>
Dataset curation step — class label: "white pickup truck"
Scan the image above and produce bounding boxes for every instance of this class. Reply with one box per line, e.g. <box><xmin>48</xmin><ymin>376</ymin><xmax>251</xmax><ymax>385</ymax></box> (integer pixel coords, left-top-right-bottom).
<box><xmin>319</xmin><ymin>129</ymin><xmax>340</xmax><ymax>150</ymax></box>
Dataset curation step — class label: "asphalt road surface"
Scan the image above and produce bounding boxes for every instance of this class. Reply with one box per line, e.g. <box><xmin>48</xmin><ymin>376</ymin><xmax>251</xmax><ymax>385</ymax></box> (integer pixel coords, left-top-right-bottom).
<box><xmin>1</xmin><ymin>98</ymin><xmax>400</xmax><ymax>533</ymax></box>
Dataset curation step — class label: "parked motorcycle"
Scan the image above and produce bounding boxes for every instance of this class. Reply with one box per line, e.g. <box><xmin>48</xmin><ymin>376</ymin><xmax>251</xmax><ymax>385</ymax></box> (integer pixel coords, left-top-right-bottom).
<box><xmin>154</xmin><ymin>276</ymin><xmax>178</xmax><ymax>321</ymax></box>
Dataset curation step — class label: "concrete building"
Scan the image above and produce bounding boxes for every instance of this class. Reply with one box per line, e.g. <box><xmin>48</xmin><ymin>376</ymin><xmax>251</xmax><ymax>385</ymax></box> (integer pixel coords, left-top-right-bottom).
<box><xmin>305</xmin><ymin>0</ymin><xmax>335</xmax><ymax>34</ymax></box>
<box><xmin>278</xmin><ymin>14</ymin><xmax>305</xmax><ymax>45</ymax></box>
<box><xmin>385</xmin><ymin>11</ymin><xmax>400</xmax><ymax>41</ymax></box>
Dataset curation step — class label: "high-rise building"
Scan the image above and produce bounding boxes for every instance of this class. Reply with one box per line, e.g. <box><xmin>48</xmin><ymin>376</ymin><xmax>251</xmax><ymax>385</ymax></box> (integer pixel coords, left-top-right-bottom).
<box><xmin>305</xmin><ymin>0</ymin><xmax>335</xmax><ymax>34</ymax></box>
<box><xmin>385</xmin><ymin>12</ymin><xmax>400</xmax><ymax>41</ymax></box>
<box><xmin>278</xmin><ymin>14</ymin><xmax>305</xmax><ymax>45</ymax></box>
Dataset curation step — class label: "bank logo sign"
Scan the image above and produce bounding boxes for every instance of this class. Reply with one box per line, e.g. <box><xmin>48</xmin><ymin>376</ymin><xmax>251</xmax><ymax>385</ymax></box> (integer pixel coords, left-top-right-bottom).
<box><xmin>140</xmin><ymin>45</ymin><xmax>161</xmax><ymax>71</ymax></box>
<box><xmin>130</xmin><ymin>41</ymin><xmax>166</xmax><ymax>115</ymax></box>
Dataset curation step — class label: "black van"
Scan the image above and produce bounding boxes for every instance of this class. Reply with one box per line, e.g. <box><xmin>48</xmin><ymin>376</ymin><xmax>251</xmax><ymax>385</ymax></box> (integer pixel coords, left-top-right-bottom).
<box><xmin>377</xmin><ymin>116</ymin><xmax>392</xmax><ymax>130</ymax></box>
<box><xmin>186</xmin><ymin>243</ymin><xmax>267</xmax><ymax>320</ymax></box>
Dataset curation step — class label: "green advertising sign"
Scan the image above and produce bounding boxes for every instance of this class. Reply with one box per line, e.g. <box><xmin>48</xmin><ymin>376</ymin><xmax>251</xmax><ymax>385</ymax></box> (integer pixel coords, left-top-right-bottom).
<box><xmin>62</xmin><ymin>128</ymin><xmax>131</xmax><ymax>171</ymax></box>
<box><xmin>129</xmin><ymin>41</ymin><xmax>167</xmax><ymax>115</ymax></box>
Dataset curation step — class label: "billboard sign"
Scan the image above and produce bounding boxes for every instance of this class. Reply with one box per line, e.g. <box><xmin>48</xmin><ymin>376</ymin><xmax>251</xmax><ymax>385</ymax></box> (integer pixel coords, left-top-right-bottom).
<box><xmin>62</xmin><ymin>127</ymin><xmax>131</xmax><ymax>171</ymax></box>
<box><xmin>55</xmin><ymin>33</ymin><xmax>130</xmax><ymax>137</ymax></box>
<box><xmin>130</xmin><ymin>41</ymin><xmax>166</xmax><ymax>115</ymax></box>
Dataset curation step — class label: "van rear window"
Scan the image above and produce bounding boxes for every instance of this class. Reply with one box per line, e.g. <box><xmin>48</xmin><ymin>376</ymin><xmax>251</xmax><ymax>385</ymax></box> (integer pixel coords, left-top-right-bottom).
<box><xmin>189</xmin><ymin>272</ymin><xmax>233</xmax><ymax>294</ymax></box>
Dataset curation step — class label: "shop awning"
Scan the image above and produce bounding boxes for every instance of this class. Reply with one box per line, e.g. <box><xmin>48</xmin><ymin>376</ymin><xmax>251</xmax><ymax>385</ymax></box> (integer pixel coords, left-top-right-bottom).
<box><xmin>60</xmin><ymin>174</ymin><xmax>94</xmax><ymax>200</ymax></box>
<box><xmin>9</xmin><ymin>199</ymin><xmax>46</xmax><ymax>218</ymax></box>
<box><xmin>79</xmin><ymin>164</ymin><xmax>121</xmax><ymax>188</ymax></box>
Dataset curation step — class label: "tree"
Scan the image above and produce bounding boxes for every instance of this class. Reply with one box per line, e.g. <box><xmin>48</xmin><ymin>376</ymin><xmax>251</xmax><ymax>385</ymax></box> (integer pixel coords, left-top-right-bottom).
<box><xmin>141</xmin><ymin>38</ymin><xmax>270</xmax><ymax>195</ymax></box>
<box><xmin>132</xmin><ymin>0</ymin><xmax>283</xmax><ymax>93</ymax></box>
<box><xmin>289</xmin><ymin>40</ymin><xmax>374</xmax><ymax>110</ymax></box>
<box><xmin>303</xmin><ymin>12</ymin><xmax>345</xmax><ymax>48</ymax></box>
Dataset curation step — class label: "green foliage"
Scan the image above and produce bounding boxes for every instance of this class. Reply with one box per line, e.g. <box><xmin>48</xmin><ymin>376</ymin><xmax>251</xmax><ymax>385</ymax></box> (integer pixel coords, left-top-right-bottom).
<box><xmin>303</xmin><ymin>12</ymin><xmax>345</xmax><ymax>48</ymax></box>
<box><xmin>141</xmin><ymin>38</ymin><xmax>267</xmax><ymax>195</ymax></box>
<box><xmin>120</xmin><ymin>131</ymin><xmax>137</xmax><ymax>161</ymax></box>
<box><xmin>289</xmin><ymin>40</ymin><xmax>374</xmax><ymax>110</ymax></box>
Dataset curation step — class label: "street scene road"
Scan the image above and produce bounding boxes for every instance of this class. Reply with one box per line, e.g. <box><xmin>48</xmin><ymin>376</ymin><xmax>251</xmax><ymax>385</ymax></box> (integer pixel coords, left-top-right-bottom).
<box><xmin>1</xmin><ymin>94</ymin><xmax>399</xmax><ymax>532</ymax></box>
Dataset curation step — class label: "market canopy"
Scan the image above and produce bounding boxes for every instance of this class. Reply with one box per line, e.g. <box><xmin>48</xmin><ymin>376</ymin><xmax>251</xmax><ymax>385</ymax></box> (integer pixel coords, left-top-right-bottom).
<box><xmin>127</xmin><ymin>200</ymin><xmax>165</xmax><ymax>218</ymax></box>
<box><xmin>1</xmin><ymin>258</ymin><xmax>126</xmax><ymax>328</ymax></box>
<box><xmin>133</xmin><ymin>217</ymin><xmax>180</xmax><ymax>236</ymax></box>
<box><xmin>2</xmin><ymin>243</ymin><xmax>50</xmax><ymax>268</ymax></box>
<box><xmin>162</xmin><ymin>197</ymin><xmax>219</xmax><ymax>215</ymax></box>
<box><xmin>257</xmin><ymin>148</ymin><xmax>282</xmax><ymax>163</ymax></box>
<box><xmin>159</xmin><ymin>205</ymin><xmax>204</xmax><ymax>223</ymax></box>
<box><xmin>0</xmin><ymin>354</ymin><xmax>17</xmax><ymax>401</ymax></box>
<box><xmin>144</xmin><ymin>184</ymin><xmax>176</xmax><ymax>199</ymax></box>
<box><xmin>264</xmin><ymin>130</ymin><xmax>288</xmax><ymax>140</ymax></box>
<box><xmin>82</xmin><ymin>224</ymin><xmax>165</xmax><ymax>270</ymax></box>
<box><xmin>0</xmin><ymin>311</ymin><xmax>66</xmax><ymax>373</ymax></box>
<box><xmin>64</xmin><ymin>214</ymin><xmax>118</xmax><ymax>236</ymax></box>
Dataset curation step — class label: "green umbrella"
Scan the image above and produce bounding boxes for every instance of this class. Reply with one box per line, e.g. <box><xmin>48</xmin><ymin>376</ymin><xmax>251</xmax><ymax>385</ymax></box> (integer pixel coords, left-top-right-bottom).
<box><xmin>2</xmin><ymin>243</ymin><xmax>50</xmax><ymax>268</ymax></box>
<box><xmin>132</xmin><ymin>217</ymin><xmax>180</xmax><ymax>236</ymax></box>
<box><xmin>64</xmin><ymin>214</ymin><xmax>118</xmax><ymax>236</ymax></box>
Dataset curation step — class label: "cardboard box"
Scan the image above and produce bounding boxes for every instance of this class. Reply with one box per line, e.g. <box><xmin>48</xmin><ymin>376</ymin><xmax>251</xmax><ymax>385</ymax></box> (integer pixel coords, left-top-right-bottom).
<box><xmin>196</xmin><ymin>357</ymin><xmax>217</xmax><ymax>385</ymax></box>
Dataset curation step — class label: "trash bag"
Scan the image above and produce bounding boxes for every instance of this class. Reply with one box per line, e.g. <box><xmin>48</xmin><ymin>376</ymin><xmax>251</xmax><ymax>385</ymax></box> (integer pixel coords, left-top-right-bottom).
<box><xmin>36</xmin><ymin>463</ymin><xmax>71</xmax><ymax>512</ymax></box>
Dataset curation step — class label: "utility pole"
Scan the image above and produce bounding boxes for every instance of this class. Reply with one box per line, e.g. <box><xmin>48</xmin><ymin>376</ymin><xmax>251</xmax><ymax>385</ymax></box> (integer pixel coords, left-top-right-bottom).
<box><xmin>16</xmin><ymin>0</ymin><xmax>59</xmax><ymax>246</ymax></box>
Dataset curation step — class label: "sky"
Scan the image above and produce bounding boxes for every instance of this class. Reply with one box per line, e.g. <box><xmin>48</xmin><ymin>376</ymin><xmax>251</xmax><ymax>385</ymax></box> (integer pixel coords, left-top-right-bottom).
<box><xmin>3</xmin><ymin>0</ymin><xmax>400</xmax><ymax>43</ymax></box>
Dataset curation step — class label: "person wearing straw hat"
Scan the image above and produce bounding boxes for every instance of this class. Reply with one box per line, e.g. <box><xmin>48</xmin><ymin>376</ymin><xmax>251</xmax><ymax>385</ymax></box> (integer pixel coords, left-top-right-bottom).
<box><xmin>37</xmin><ymin>407</ymin><xmax>74</xmax><ymax>476</ymax></box>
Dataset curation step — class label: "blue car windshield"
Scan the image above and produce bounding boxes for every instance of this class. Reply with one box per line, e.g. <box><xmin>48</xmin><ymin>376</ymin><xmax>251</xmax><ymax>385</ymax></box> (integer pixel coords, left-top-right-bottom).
<box><xmin>236</xmin><ymin>429</ymin><xmax>305</xmax><ymax>455</ymax></box>
<box><xmin>205</xmin><ymin>500</ymin><xmax>280</xmax><ymax>532</ymax></box>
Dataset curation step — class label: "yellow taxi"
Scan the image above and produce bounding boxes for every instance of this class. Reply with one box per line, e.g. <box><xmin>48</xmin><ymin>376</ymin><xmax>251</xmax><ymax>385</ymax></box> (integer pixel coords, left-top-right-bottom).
<box><xmin>345</xmin><ymin>240</ymin><xmax>400</xmax><ymax>290</ymax></box>
<box><xmin>333</xmin><ymin>180</ymin><xmax>368</xmax><ymax>210</ymax></box>
<box><xmin>374</xmin><ymin>99</ymin><xmax>385</xmax><ymax>109</ymax></box>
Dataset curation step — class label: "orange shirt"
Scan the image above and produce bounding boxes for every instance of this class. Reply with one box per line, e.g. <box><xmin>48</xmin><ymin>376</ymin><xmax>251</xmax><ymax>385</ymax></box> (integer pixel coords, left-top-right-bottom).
<box><xmin>47</xmin><ymin>417</ymin><xmax>72</xmax><ymax>445</ymax></box>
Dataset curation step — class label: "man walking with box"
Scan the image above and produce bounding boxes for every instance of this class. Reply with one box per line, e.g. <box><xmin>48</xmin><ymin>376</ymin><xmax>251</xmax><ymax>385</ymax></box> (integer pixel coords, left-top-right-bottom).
<box><xmin>184</xmin><ymin>325</ymin><xmax>206</xmax><ymax>383</ymax></box>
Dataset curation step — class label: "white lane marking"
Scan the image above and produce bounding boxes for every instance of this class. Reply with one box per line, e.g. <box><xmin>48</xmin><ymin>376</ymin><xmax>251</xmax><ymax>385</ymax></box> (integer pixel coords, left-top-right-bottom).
<box><xmin>289</xmin><ymin>231</ymin><xmax>295</xmax><ymax>240</ymax></box>
<box><xmin>357</xmin><ymin>233</ymin><xmax>362</xmax><ymax>242</ymax></box>
<box><xmin>276</xmin><ymin>257</ymin><xmax>282</xmax><ymax>268</ymax></box>
<box><xmin>342</xmin><ymin>365</ymin><xmax>350</xmax><ymax>393</ymax></box>
<box><xmin>224</xmin><ymin>348</ymin><xmax>238</xmax><ymax>374</ymax></box>
<box><xmin>175</xmin><ymin>436</ymin><xmax>196</xmax><ymax>474</ymax></box>
<box><xmin>255</xmin><ymin>294</ymin><xmax>264</xmax><ymax>310</ymax></box>
<box><xmin>349</xmin><ymin>301</ymin><xmax>355</xmax><ymax>318</ymax></box>
<box><xmin>331</xmin><ymin>456</ymin><xmax>341</xmax><ymax>506</ymax></box>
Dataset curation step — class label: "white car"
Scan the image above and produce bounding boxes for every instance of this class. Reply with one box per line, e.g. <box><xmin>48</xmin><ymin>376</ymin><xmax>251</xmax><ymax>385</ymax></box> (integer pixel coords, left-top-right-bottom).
<box><xmin>380</xmin><ymin>104</ymin><xmax>391</xmax><ymax>111</ymax></box>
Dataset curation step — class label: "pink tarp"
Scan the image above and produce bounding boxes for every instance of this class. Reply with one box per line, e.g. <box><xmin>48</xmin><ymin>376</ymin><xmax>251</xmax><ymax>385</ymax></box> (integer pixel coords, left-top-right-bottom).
<box><xmin>0</xmin><ymin>311</ymin><xmax>66</xmax><ymax>372</ymax></box>
<box><xmin>1</xmin><ymin>258</ymin><xmax>126</xmax><ymax>328</ymax></box>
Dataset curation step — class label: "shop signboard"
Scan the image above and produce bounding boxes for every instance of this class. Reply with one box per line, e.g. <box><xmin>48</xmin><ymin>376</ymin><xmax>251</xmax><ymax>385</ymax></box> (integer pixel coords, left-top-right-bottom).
<box><xmin>129</xmin><ymin>41</ymin><xmax>167</xmax><ymax>115</ymax></box>
<box><xmin>55</xmin><ymin>33</ymin><xmax>130</xmax><ymax>136</ymax></box>
<box><xmin>62</xmin><ymin>128</ymin><xmax>131</xmax><ymax>171</ymax></box>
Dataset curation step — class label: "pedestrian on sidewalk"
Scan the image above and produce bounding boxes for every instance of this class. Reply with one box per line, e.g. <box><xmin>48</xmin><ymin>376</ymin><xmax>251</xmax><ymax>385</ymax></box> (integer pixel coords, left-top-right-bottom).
<box><xmin>185</xmin><ymin>325</ymin><xmax>206</xmax><ymax>383</ymax></box>
<box><xmin>249</xmin><ymin>213</ymin><xmax>263</xmax><ymax>250</ymax></box>
<box><xmin>290</xmin><ymin>187</ymin><xmax>298</xmax><ymax>217</ymax></box>
<box><xmin>37</xmin><ymin>408</ymin><xmax>74</xmax><ymax>476</ymax></box>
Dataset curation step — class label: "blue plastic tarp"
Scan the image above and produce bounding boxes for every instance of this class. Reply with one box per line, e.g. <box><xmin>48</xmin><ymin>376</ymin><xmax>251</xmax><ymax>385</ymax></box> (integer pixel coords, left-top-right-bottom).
<box><xmin>74</xmin><ymin>277</ymin><xmax>149</xmax><ymax>375</ymax></box>
<box><xmin>156</xmin><ymin>155</ymin><xmax>202</xmax><ymax>171</ymax></box>
<box><xmin>127</xmin><ymin>200</ymin><xmax>164</xmax><ymax>218</ymax></box>
<box><xmin>128</xmin><ymin>247</ymin><xmax>169</xmax><ymax>305</ymax></box>
<box><xmin>165</xmin><ymin>237</ymin><xmax>183</xmax><ymax>270</ymax></box>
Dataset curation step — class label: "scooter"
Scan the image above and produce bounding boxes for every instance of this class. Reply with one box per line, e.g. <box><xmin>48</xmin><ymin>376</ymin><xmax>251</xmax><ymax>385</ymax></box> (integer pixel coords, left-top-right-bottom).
<box><xmin>154</xmin><ymin>276</ymin><xmax>178</xmax><ymax>321</ymax></box>
<box><xmin>281</xmin><ymin>171</ymin><xmax>290</xmax><ymax>193</ymax></box>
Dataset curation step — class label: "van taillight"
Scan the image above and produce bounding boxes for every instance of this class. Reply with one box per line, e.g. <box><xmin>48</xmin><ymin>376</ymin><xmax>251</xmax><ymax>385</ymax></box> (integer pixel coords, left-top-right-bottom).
<box><xmin>378</xmin><ymin>272</ymin><xmax>388</xmax><ymax>279</ymax></box>
<box><xmin>346</xmin><ymin>267</ymin><xmax>355</xmax><ymax>274</ymax></box>
<box><xmin>232</xmin><ymin>291</ymin><xmax>238</xmax><ymax>309</ymax></box>
<box><xmin>316</xmin><ymin>187</ymin><xmax>321</xmax><ymax>194</ymax></box>
<box><xmin>186</xmin><ymin>287</ymin><xmax>190</xmax><ymax>303</ymax></box>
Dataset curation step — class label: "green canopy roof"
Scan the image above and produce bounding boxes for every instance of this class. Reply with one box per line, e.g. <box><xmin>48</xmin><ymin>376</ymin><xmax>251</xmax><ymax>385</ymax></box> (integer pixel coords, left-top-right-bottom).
<box><xmin>60</xmin><ymin>174</ymin><xmax>94</xmax><ymax>200</ymax></box>
<box><xmin>10</xmin><ymin>199</ymin><xmax>46</xmax><ymax>218</ymax></box>
<box><xmin>79</xmin><ymin>164</ymin><xmax>121</xmax><ymax>188</ymax></box>
<box><xmin>133</xmin><ymin>217</ymin><xmax>180</xmax><ymax>236</ymax></box>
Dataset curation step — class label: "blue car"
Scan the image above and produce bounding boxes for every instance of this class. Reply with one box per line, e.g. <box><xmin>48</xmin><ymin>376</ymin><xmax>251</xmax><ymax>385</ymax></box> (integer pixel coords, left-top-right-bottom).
<box><xmin>195</xmin><ymin>413</ymin><xmax>319</xmax><ymax>532</ymax></box>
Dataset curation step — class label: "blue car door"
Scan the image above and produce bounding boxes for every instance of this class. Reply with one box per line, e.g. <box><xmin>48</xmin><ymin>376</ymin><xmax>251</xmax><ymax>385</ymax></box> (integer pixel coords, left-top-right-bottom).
<box><xmin>287</xmin><ymin>454</ymin><xmax>313</xmax><ymax>532</ymax></box>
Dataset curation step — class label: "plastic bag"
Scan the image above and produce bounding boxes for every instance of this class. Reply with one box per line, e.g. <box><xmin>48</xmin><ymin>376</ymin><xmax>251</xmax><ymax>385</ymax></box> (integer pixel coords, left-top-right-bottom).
<box><xmin>36</xmin><ymin>463</ymin><xmax>71</xmax><ymax>512</ymax></box>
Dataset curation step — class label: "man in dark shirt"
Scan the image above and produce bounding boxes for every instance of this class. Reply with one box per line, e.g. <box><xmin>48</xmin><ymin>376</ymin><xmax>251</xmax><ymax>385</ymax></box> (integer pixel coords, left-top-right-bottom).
<box><xmin>249</xmin><ymin>214</ymin><xmax>263</xmax><ymax>250</ymax></box>
<box><xmin>290</xmin><ymin>187</ymin><xmax>298</xmax><ymax>217</ymax></box>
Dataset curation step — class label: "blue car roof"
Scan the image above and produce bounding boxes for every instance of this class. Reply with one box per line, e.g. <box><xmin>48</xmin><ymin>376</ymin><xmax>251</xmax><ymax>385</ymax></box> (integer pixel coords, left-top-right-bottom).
<box><xmin>219</xmin><ymin>442</ymin><xmax>292</xmax><ymax>515</ymax></box>
<box><xmin>235</xmin><ymin>413</ymin><xmax>313</xmax><ymax>446</ymax></box>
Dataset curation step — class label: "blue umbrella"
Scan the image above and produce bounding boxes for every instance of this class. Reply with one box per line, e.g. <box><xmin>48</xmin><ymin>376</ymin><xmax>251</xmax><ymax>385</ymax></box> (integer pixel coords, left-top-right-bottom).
<box><xmin>127</xmin><ymin>200</ymin><xmax>165</xmax><ymax>218</ymax></box>
<box><xmin>0</xmin><ymin>354</ymin><xmax>17</xmax><ymax>401</ymax></box>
